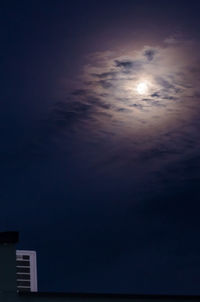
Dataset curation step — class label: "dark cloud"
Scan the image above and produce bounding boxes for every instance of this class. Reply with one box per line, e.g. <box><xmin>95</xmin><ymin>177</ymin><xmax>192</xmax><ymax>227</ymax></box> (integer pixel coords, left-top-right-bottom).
<box><xmin>116</xmin><ymin>107</ymin><xmax>132</xmax><ymax>113</ymax></box>
<box><xmin>143</xmin><ymin>48</ymin><xmax>157</xmax><ymax>61</ymax></box>
<box><xmin>46</xmin><ymin>100</ymin><xmax>92</xmax><ymax>128</ymax></box>
<box><xmin>141</xmin><ymin>99</ymin><xmax>166</xmax><ymax>107</ymax></box>
<box><xmin>92</xmin><ymin>71</ymin><xmax>117</xmax><ymax>79</ymax></box>
<box><xmin>163</xmin><ymin>95</ymin><xmax>177</xmax><ymax>100</ymax></box>
<box><xmin>115</xmin><ymin>59</ymin><xmax>142</xmax><ymax>73</ymax></box>
<box><xmin>115</xmin><ymin>60</ymin><xmax>133</xmax><ymax>68</ymax></box>
<box><xmin>156</xmin><ymin>77</ymin><xmax>175</xmax><ymax>90</ymax></box>
<box><xmin>99</xmin><ymin>79</ymin><xmax>113</xmax><ymax>89</ymax></box>
<box><xmin>151</xmin><ymin>92</ymin><xmax>160</xmax><ymax>98</ymax></box>
<box><xmin>129</xmin><ymin>103</ymin><xmax>146</xmax><ymax>111</ymax></box>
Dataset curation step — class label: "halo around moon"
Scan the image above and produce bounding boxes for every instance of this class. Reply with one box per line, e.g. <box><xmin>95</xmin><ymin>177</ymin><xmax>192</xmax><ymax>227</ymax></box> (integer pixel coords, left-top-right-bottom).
<box><xmin>136</xmin><ymin>82</ymin><xmax>149</xmax><ymax>95</ymax></box>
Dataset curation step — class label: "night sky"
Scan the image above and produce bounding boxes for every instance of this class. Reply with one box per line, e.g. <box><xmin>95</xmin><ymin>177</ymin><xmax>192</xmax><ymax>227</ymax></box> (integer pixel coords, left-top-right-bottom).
<box><xmin>2</xmin><ymin>0</ymin><xmax>200</xmax><ymax>295</ymax></box>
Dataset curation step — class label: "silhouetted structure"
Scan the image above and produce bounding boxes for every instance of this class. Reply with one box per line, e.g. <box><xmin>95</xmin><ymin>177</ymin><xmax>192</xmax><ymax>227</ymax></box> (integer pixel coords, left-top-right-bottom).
<box><xmin>0</xmin><ymin>231</ymin><xmax>200</xmax><ymax>302</ymax></box>
<box><xmin>16</xmin><ymin>249</ymin><xmax>38</xmax><ymax>292</ymax></box>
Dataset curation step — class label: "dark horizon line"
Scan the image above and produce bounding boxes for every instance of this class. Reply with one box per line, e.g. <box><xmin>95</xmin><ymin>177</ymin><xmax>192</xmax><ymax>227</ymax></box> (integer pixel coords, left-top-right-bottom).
<box><xmin>19</xmin><ymin>291</ymin><xmax>200</xmax><ymax>299</ymax></box>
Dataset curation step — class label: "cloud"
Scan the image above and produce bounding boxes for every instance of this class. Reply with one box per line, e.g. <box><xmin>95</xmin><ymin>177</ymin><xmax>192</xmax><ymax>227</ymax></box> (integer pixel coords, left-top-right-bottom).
<box><xmin>92</xmin><ymin>71</ymin><xmax>118</xmax><ymax>79</ymax></box>
<box><xmin>156</xmin><ymin>76</ymin><xmax>175</xmax><ymax>90</ymax></box>
<box><xmin>74</xmin><ymin>37</ymin><xmax>200</xmax><ymax>171</ymax></box>
<box><xmin>99</xmin><ymin>79</ymin><xmax>113</xmax><ymax>89</ymax></box>
<box><xmin>143</xmin><ymin>48</ymin><xmax>157</xmax><ymax>61</ymax></box>
<box><xmin>8</xmin><ymin>36</ymin><xmax>200</xmax><ymax>198</ymax></box>
<box><xmin>115</xmin><ymin>59</ymin><xmax>143</xmax><ymax>73</ymax></box>
<box><xmin>83</xmin><ymin>39</ymin><xmax>200</xmax><ymax>103</ymax></box>
<box><xmin>151</xmin><ymin>92</ymin><xmax>160</xmax><ymax>98</ymax></box>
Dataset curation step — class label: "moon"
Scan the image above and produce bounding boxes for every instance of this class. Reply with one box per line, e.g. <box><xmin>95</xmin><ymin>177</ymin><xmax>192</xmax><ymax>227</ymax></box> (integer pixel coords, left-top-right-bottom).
<box><xmin>136</xmin><ymin>82</ymin><xmax>149</xmax><ymax>95</ymax></box>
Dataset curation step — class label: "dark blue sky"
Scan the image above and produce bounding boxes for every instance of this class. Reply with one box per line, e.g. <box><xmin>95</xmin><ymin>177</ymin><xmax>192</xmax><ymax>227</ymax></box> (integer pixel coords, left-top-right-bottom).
<box><xmin>1</xmin><ymin>0</ymin><xmax>200</xmax><ymax>294</ymax></box>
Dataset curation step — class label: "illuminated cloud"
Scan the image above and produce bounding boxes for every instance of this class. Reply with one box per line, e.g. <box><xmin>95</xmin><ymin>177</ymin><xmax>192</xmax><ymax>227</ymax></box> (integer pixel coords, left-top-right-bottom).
<box><xmin>12</xmin><ymin>36</ymin><xmax>200</xmax><ymax>204</ymax></box>
<box><xmin>80</xmin><ymin>38</ymin><xmax>200</xmax><ymax>126</ymax></box>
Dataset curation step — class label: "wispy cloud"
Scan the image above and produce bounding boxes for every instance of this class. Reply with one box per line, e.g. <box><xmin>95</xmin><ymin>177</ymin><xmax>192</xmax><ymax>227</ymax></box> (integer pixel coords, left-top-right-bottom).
<box><xmin>6</xmin><ymin>36</ymin><xmax>200</xmax><ymax>204</ymax></box>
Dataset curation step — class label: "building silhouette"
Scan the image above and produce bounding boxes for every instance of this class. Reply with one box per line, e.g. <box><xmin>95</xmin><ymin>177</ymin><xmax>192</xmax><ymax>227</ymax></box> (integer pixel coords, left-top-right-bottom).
<box><xmin>0</xmin><ymin>231</ymin><xmax>199</xmax><ymax>302</ymax></box>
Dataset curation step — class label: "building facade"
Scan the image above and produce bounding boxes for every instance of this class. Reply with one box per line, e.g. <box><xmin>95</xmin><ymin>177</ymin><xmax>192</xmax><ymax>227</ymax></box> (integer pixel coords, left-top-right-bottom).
<box><xmin>16</xmin><ymin>250</ymin><xmax>38</xmax><ymax>292</ymax></box>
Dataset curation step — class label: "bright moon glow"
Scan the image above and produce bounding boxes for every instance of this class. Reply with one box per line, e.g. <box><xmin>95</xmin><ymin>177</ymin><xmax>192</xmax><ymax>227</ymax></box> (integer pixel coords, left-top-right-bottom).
<box><xmin>136</xmin><ymin>82</ymin><xmax>149</xmax><ymax>95</ymax></box>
